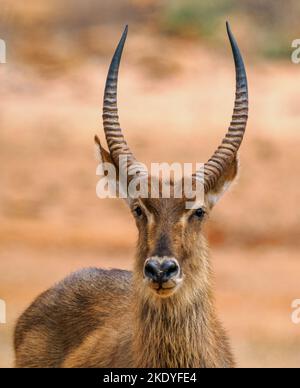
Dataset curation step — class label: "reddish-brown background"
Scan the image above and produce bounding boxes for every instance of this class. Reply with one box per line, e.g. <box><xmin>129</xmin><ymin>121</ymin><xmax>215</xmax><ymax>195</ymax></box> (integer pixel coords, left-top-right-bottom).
<box><xmin>0</xmin><ymin>0</ymin><xmax>299</xmax><ymax>368</ymax></box>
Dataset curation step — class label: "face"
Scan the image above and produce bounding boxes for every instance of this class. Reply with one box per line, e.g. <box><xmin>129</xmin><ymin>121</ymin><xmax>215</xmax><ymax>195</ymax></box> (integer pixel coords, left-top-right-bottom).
<box><xmin>131</xmin><ymin>192</ymin><xmax>208</xmax><ymax>298</ymax></box>
<box><xmin>96</xmin><ymin>139</ymin><xmax>239</xmax><ymax>299</ymax></box>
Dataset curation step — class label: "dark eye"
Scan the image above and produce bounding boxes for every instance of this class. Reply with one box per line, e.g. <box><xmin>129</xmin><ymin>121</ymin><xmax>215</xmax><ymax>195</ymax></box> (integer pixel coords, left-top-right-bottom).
<box><xmin>193</xmin><ymin>208</ymin><xmax>205</xmax><ymax>220</ymax></box>
<box><xmin>134</xmin><ymin>206</ymin><xmax>143</xmax><ymax>218</ymax></box>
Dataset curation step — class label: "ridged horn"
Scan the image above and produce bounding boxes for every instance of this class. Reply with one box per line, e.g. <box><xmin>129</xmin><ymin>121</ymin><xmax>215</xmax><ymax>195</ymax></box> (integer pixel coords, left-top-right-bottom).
<box><xmin>102</xmin><ymin>26</ymin><xmax>136</xmax><ymax>170</ymax></box>
<box><xmin>200</xmin><ymin>22</ymin><xmax>249</xmax><ymax>192</ymax></box>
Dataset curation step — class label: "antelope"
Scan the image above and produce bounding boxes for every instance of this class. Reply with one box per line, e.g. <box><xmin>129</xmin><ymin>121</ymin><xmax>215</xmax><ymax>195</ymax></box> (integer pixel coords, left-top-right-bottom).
<box><xmin>14</xmin><ymin>22</ymin><xmax>249</xmax><ymax>368</ymax></box>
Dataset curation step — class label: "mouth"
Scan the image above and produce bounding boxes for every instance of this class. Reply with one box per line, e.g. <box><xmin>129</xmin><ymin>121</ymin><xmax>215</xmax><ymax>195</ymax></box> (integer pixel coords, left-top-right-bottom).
<box><xmin>147</xmin><ymin>280</ymin><xmax>181</xmax><ymax>297</ymax></box>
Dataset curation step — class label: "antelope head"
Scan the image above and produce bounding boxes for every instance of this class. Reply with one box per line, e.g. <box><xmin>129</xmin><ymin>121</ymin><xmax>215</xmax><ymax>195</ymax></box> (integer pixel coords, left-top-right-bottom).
<box><xmin>95</xmin><ymin>23</ymin><xmax>248</xmax><ymax>299</ymax></box>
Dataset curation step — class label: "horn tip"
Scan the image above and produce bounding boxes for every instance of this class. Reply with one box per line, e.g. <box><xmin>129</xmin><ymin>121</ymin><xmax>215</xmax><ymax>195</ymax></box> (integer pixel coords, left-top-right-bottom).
<box><xmin>118</xmin><ymin>25</ymin><xmax>128</xmax><ymax>48</ymax></box>
<box><xmin>226</xmin><ymin>21</ymin><xmax>233</xmax><ymax>38</ymax></box>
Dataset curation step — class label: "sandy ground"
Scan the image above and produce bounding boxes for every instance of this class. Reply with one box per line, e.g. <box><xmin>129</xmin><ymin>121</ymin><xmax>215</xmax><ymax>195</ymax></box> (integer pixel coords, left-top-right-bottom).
<box><xmin>0</xmin><ymin>37</ymin><xmax>300</xmax><ymax>367</ymax></box>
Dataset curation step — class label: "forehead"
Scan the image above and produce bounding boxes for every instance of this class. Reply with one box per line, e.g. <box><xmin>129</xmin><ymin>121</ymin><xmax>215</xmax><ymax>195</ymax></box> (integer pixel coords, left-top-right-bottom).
<box><xmin>140</xmin><ymin>198</ymin><xmax>187</xmax><ymax>219</ymax></box>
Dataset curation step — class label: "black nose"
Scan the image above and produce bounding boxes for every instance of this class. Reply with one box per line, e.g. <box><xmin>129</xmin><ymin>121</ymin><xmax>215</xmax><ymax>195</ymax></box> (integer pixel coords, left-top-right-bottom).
<box><xmin>144</xmin><ymin>259</ymin><xmax>179</xmax><ymax>283</ymax></box>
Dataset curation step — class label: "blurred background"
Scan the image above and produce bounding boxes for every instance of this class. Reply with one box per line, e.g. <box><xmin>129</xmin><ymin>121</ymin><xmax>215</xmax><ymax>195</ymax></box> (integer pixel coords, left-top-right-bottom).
<box><xmin>0</xmin><ymin>0</ymin><xmax>300</xmax><ymax>368</ymax></box>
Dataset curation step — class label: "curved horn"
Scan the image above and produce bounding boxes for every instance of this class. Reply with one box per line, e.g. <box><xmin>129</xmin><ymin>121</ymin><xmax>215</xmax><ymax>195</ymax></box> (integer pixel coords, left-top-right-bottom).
<box><xmin>201</xmin><ymin>22</ymin><xmax>249</xmax><ymax>192</ymax></box>
<box><xmin>102</xmin><ymin>26</ymin><xmax>136</xmax><ymax>169</ymax></box>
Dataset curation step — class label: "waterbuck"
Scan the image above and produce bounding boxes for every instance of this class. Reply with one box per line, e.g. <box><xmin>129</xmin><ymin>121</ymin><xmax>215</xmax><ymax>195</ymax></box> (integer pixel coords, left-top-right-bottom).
<box><xmin>14</xmin><ymin>22</ymin><xmax>249</xmax><ymax>368</ymax></box>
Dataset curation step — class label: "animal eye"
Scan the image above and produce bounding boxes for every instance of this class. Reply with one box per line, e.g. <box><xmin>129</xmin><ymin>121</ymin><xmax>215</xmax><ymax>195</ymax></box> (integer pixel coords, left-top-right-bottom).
<box><xmin>193</xmin><ymin>208</ymin><xmax>205</xmax><ymax>220</ymax></box>
<box><xmin>134</xmin><ymin>206</ymin><xmax>143</xmax><ymax>218</ymax></box>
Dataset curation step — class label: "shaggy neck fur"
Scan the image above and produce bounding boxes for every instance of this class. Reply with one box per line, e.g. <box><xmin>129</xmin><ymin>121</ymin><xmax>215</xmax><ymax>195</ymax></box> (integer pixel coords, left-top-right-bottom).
<box><xmin>131</xmin><ymin>239</ymin><xmax>233</xmax><ymax>368</ymax></box>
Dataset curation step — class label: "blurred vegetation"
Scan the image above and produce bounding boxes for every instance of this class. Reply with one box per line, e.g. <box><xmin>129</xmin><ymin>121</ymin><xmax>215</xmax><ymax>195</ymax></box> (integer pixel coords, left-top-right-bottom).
<box><xmin>160</xmin><ymin>0</ymin><xmax>235</xmax><ymax>38</ymax></box>
<box><xmin>160</xmin><ymin>0</ymin><xmax>300</xmax><ymax>59</ymax></box>
<box><xmin>0</xmin><ymin>0</ymin><xmax>299</xmax><ymax>76</ymax></box>
<box><xmin>0</xmin><ymin>0</ymin><xmax>155</xmax><ymax>75</ymax></box>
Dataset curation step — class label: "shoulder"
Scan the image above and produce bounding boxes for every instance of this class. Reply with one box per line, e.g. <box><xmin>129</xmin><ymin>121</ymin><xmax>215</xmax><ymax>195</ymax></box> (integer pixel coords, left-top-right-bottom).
<box><xmin>61</xmin><ymin>267</ymin><xmax>133</xmax><ymax>294</ymax></box>
<box><xmin>15</xmin><ymin>268</ymin><xmax>133</xmax><ymax>350</ymax></box>
<box><xmin>18</xmin><ymin>267</ymin><xmax>133</xmax><ymax>322</ymax></box>
<box><xmin>43</xmin><ymin>268</ymin><xmax>134</xmax><ymax>307</ymax></box>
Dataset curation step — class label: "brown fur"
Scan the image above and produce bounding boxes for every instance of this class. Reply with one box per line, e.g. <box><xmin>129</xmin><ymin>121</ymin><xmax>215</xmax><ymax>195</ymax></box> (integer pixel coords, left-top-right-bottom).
<box><xmin>14</xmin><ymin>156</ymin><xmax>237</xmax><ymax>368</ymax></box>
<box><xmin>14</xmin><ymin>24</ymin><xmax>248</xmax><ymax>368</ymax></box>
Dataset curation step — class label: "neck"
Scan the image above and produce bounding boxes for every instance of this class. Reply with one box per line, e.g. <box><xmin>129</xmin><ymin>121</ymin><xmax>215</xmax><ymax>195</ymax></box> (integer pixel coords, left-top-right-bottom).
<box><xmin>131</xmin><ymin>244</ymin><xmax>232</xmax><ymax>368</ymax></box>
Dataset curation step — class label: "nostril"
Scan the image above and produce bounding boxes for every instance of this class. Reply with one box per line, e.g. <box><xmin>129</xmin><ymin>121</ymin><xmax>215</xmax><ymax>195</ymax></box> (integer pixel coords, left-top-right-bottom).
<box><xmin>144</xmin><ymin>261</ymin><xmax>160</xmax><ymax>281</ymax></box>
<box><xmin>144</xmin><ymin>259</ymin><xmax>180</xmax><ymax>284</ymax></box>
<box><xmin>161</xmin><ymin>260</ymin><xmax>179</xmax><ymax>281</ymax></box>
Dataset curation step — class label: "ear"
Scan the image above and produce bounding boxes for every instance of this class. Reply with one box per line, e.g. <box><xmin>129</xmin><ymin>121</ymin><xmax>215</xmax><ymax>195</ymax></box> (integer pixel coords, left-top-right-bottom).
<box><xmin>206</xmin><ymin>157</ymin><xmax>239</xmax><ymax>209</ymax></box>
<box><xmin>95</xmin><ymin>135</ymin><xmax>132</xmax><ymax>205</ymax></box>
<box><xmin>95</xmin><ymin>135</ymin><xmax>114</xmax><ymax>165</ymax></box>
